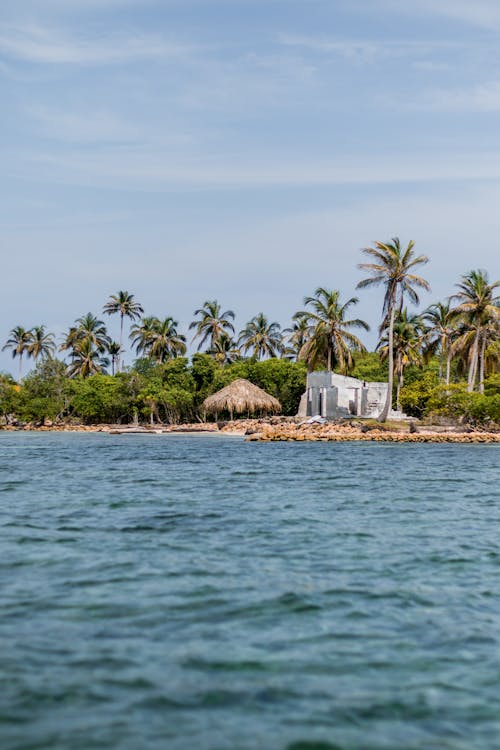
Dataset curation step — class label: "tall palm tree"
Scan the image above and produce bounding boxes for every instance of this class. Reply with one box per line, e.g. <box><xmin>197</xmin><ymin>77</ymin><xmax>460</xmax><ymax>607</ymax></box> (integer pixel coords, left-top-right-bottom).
<box><xmin>67</xmin><ymin>339</ymin><xmax>109</xmax><ymax>378</ymax></box>
<box><xmin>148</xmin><ymin>317</ymin><xmax>187</xmax><ymax>363</ymax></box>
<box><xmin>238</xmin><ymin>313</ymin><xmax>282</xmax><ymax>359</ymax></box>
<box><xmin>378</xmin><ymin>309</ymin><xmax>424</xmax><ymax>412</ymax></box>
<box><xmin>107</xmin><ymin>341</ymin><xmax>122</xmax><ymax>376</ymax></box>
<box><xmin>422</xmin><ymin>300</ymin><xmax>457</xmax><ymax>385</ymax></box>
<box><xmin>357</xmin><ymin>237</ymin><xmax>430</xmax><ymax>420</ymax></box>
<box><xmin>28</xmin><ymin>326</ymin><xmax>56</xmax><ymax>363</ymax></box>
<box><xmin>2</xmin><ymin>326</ymin><xmax>32</xmax><ymax>380</ymax></box>
<box><xmin>296</xmin><ymin>288</ymin><xmax>369</xmax><ymax>373</ymax></box>
<box><xmin>189</xmin><ymin>300</ymin><xmax>235</xmax><ymax>351</ymax></box>
<box><xmin>450</xmin><ymin>269</ymin><xmax>500</xmax><ymax>392</ymax></box>
<box><xmin>282</xmin><ymin>314</ymin><xmax>310</xmax><ymax>361</ymax></box>
<box><xmin>103</xmin><ymin>291</ymin><xmax>144</xmax><ymax>371</ymax></box>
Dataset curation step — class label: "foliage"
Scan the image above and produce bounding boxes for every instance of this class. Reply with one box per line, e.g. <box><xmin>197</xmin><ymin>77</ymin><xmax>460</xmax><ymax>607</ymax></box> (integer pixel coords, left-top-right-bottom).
<box><xmin>16</xmin><ymin>359</ymin><xmax>70</xmax><ymax>423</ymax></box>
<box><xmin>349</xmin><ymin>352</ymin><xmax>388</xmax><ymax>382</ymax></box>
<box><xmin>136</xmin><ymin>358</ymin><xmax>195</xmax><ymax>424</ymax></box>
<box><xmin>238</xmin><ymin>313</ymin><xmax>282</xmax><ymax>359</ymax></box>
<box><xmin>191</xmin><ymin>353</ymin><xmax>219</xmax><ymax>399</ymax></box>
<box><xmin>296</xmin><ymin>287</ymin><xmax>368</xmax><ymax>373</ymax></box>
<box><xmin>130</xmin><ymin>316</ymin><xmax>186</xmax><ymax>362</ymax></box>
<box><xmin>357</xmin><ymin>236</ymin><xmax>430</xmax><ymax>420</ymax></box>
<box><xmin>210</xmin><ymin>358</ymin><xmax>307</xmax><ymax>415</ymax></box>
<box><xmin>189</xmin><ymin>300</ymin><xmax>235</xmax><ymax>352</ymax></box>
<box><xmin>1</xmin><ymin>262</ymin><xmax>497</xmax><ymax>425</ymax></box>
<box><xmin>399</xmin><ymin>370</ymin><xmax>440</xmax><ymax>418</ymax></box>
<box><xmin>69</xmin><ymin>374</ymin><xmax>135</xmax><ymax>424</ymax></box>
<box><xmin>0</xmin><ymin>372</ymin><xmax>20</xmax><ymax>419</ymax></box>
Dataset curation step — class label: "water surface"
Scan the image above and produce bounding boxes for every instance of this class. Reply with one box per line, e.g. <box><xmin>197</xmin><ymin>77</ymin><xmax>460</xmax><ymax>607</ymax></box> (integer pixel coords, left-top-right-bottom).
<box><xmin>1</xmin><ymin>433</ymin><xmax>499</xmax><ymax>749</ymax></box>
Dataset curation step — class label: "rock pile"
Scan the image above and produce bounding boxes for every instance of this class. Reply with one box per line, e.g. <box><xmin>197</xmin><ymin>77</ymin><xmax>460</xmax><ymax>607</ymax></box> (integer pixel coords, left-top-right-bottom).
<box><xmin>245</xmin><ymin>422</ymin><xmax>500</xmax><ymax>444</ymax></box>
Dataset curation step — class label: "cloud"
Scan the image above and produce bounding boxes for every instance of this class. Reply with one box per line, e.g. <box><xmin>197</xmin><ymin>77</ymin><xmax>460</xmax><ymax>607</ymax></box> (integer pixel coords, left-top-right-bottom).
<box><xmin>412</xmin><ymin>60</ymin><xmax>451</xmax><ymax>72</ymax></box>
<box><xmin>27</xmin><ymin>106</ymin><xmax>140</xmax><ymax>143</ymax></box>
<box><xmin>373</xmin><ymin>0</ymin><xmax>500</xmax><ymax>30</ymax></box>
<box><xmin>0</xmin><ymin>23</ymin><xmax>191</xmax><ymax>65</ymax></box>
<box><xmin>278</xmin><ymin>33</ymin><xmax>459</xmax><ymax>63</ymax></box>
<box><xmin>419</xmin><ymin>80</ymin><xmax>500</xmax><ymax>112</ymax></box>
<box><xmin>8</xmin><ymin>147</ymin><xmax>500</xmax><ymax>190</ymax></box>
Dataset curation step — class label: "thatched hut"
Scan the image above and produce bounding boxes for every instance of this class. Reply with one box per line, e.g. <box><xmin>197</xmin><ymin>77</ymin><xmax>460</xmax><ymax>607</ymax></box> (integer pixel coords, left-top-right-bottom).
<box><xmin>202</xmin><ymin>378</ymin><xmax>281</xmax><ymax>420</ymax></box>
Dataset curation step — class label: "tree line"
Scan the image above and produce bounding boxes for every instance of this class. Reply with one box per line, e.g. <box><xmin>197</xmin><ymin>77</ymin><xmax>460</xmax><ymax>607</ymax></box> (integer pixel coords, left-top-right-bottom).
<box><xmin>1</xmin><ymin>238</ymin><xmax>499</xmax><ymax>425</ymax></box>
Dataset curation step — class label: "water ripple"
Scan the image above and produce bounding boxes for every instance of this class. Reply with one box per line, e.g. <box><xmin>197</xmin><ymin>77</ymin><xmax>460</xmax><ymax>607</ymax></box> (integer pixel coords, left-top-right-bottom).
<box><xmin>0</xmin><ymin>433</ymin><xmax>499</xmax><ymax>750</ymax></box>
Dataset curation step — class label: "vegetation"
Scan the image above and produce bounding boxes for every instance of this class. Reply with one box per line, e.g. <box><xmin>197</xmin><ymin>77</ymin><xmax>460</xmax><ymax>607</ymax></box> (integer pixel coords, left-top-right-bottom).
<box><xmin>357</xmin><ymin>237</ymin><xmax>430</xmax><ymax>420</ymax></box>
<box><xmin>296</xmin><ymin>288</ymin><xmax>369</xmax><ymax>373</ymax></box>
<box><xmin>1</xmin><ymin>249</ymin><xmax>498</xmax><ymax>426</ymax></box>
<box><xmin>103</xmin><ymin>291</ymin><xmax>144</xmax><ymax>372</ymax></box>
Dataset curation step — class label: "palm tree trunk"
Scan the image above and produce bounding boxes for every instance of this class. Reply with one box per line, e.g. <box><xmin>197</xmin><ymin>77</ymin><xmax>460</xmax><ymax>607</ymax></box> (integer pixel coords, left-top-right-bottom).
<box><xmin>445</xmin><ymin>347</ymin><xmax>452</xmax><ymax>387</ymax></box>
<box><xmin>479</xmin><ymin>333</ymin><xmax>486</xmax><ymax>394</ymax></box>
<box><xmin>467</xmin><ymin>330</ymin><xmax>480</xmax><ymax>392</ymax></box>
<box><xmin>378</xmin><ymin>305</ymin><xmax>395</xmax><ymax>422</ymax></box>
<box><xmin>18</xmin><ymin>354</ymin><xmax>23</xmax><ymax>382</ymax></box>
<box><xmin>396</xmin><ymin>372</ymin><xmax>403</xmax><ymax>412</ymax></box>
<box><xmin>119</xmin><ymin>314</ymin><xmax>124</xmax><ymax>372</ymax></box>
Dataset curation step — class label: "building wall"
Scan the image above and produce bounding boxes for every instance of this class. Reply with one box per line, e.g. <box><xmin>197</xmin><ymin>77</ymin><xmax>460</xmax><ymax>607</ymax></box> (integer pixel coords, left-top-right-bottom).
<box><xmin>298</xmin><ymin>371</ymin><xmax>389</xmax><ymax>419</ymax></box>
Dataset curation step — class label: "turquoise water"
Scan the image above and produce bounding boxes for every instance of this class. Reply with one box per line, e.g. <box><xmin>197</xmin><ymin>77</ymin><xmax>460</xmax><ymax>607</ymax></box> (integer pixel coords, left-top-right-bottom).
<box><xmin>1</xmin><ymin>433</ymin><xmax>500</xmax><ymax>750</ymax></box>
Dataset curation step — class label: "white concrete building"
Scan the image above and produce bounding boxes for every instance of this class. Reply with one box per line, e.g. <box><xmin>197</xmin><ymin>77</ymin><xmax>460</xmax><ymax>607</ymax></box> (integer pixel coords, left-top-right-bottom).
<box><xmin>297</xmin><ymin>371</ymin><xmax>392</xmax><ymax>420</ymax></box>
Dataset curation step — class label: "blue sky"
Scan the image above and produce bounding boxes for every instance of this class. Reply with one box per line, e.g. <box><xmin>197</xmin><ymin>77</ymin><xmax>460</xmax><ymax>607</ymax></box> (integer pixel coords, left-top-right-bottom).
<box><xmin>1</xmin><ymin>0</ymin><xmax>500</xmax><ymax>373</ymax></box>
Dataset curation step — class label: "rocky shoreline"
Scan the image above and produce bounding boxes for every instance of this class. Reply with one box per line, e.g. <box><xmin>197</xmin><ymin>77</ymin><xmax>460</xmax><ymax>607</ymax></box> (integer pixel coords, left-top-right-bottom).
<box><xmin>1</xmin><ymin>418</ymin><xmax>499</xmax><ymax>443</ymax></box>
<box><xmin>245</xmin><ymin>421</ymin><xmax>500</xmax><ymax>443</ymax></box>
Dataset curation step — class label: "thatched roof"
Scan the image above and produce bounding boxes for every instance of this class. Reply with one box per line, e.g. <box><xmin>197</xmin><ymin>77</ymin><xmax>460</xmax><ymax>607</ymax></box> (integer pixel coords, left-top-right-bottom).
<box><xmin>202</xmin><ymin>378</ymin><xmax>281</xmax><ymax>416</ymax></box>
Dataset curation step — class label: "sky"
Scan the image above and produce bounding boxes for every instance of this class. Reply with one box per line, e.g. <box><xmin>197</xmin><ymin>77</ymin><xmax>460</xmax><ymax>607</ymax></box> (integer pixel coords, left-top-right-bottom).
<box><xmin>1</xmin><ymin>0</ymin><xmax>500</xmax><ymax>373</ymax></box>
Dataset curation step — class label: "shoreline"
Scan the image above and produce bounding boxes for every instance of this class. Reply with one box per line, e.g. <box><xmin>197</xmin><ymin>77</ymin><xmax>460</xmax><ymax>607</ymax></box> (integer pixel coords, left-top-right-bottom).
<box><xmin>245</xmin><ymin>422</ymin><xmax>500</xmax><ymax>444</ymax></box>
<box><xmin>1</xmin><ymin>419</ymin><xmax>499</xmax><ymax>443</ymax></box>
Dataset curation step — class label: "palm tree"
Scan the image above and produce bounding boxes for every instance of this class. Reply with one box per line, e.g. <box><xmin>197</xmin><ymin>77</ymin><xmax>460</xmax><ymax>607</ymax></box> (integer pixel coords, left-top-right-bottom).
<box><xmin>28</xmin><ymin>326</ymin><xmax>56</xmax><ymax>363</ymax></box>
<box><xmin>296</xmin><ymin>288</ymin><xmax>369</xmax><ymax>373</ymax></box>
<box><xmin>67</xmin><ymin>339</ymin><xmax>109</xmax><ymax>378</ymax></box>
<box><xmin>103</xmin><ymin>291</ymin><xmax>144</xmax><ymax>371</ymax></box>
<box><xmin>422</xmin><ymin>300</ymin><xmax>457</xmax><ymax>385</ymax></box>
<box><xmin>107</xmin><ymin>341</ymin><xmax>122</xmax><ymax>376</ymax></box>
<box><xmin>189</xmin><ymin>300</ymin><xmax>235</xmax><ymax>351</ymax></box>
<box><xmin>2</xmin><ymin>326</ymin><xmax>32</xmax><ymax>380</ymax></box>
<box><xmin>208</xmin><ymin>332</ymin><xmax>240</xmax><ymax>364</ymax></box>
<box><xmin>130</xmin><ymin>316</ymin><xmax>158</xmax><ymax>359</ymax></box>
<box><xmin>450</xmin><ymin>270</ymin><xmax>500</xmax><ymax>392</ymax></box>
<box><xmin>282</xmin><ymin>314</ymin><xmax>310</xmax><ymax>361</ymax></box>
<box><xmin>60</xmin><ymin>326</ymin><xmax>80</xmax><ymax>355</ymax></box>
<box><xmin>238</xmin><ymin>313</ymin><xmax>282</xmax><ymax>359</ymax></box>
<box><xmin>130</xmin><ymin>317</ymin><xmax>186</xmax><ymax>362</ymax></box>
<box><xmin>74</xmin><ymin>313</ymin><xmax>110</xmax><ymax>352</ymax></box>
<box><xmin>60</xmin><ymin>314</ymin><xmax>110</xmax><ymax>372</ymax></box>
<box><xmin>378</xmin><ymin>310</ymin><xmax>424</xmax><ymax>412</ymax></box>
<box><xmin>357</xmin><ymin>237</ymin><xmax>430</xmax><ymax>420</ymax></box>
<box><xmin>148</xmin><ymin>317</ymin><xmax>187</xmax><ymax>363</ymax></box>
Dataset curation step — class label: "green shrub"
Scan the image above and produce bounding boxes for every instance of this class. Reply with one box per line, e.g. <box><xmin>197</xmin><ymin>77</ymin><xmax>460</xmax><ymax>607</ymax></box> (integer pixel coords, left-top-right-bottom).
<box><xmin>426</xmin><ymin>383</ymin><xmax>500</xmax><ymax>425</ymax></box>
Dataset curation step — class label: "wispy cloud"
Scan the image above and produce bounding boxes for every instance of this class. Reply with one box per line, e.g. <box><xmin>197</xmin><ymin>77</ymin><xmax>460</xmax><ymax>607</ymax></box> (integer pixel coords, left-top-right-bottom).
<box><xmin>417</xmin><ymin>80</ymin><xmax>500</xmax><ymax>112</ymax></box>
<box><xmin>8</xmin><ymin>147</ymin><xmax>500</xmax><ymax>190</ymax></box>
<box><xmin>0</xmin><ymin>23</ymin><xmax>191</xmax><ymax>65</ymax></box>
<box><xmin>373</xmin><ymin>0</ymin><xmax>500</xmax><ymax>30</ymax></box>
<box><xmin>27</xmin><ymin>106</ymin><xmax>139</xmax><ymax>144</ymax></box>
<box><xmin>278</xmin><ymin>33</ymin><xmax>458</xmax><ymax>63</ymax></box>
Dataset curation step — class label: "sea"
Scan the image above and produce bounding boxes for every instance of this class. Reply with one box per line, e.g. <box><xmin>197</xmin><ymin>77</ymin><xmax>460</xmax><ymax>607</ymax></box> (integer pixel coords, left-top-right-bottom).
<box><xmin>1</xmin><ymin>432</ymin><xmax>500</xmax><ymax>750</ymax></box>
